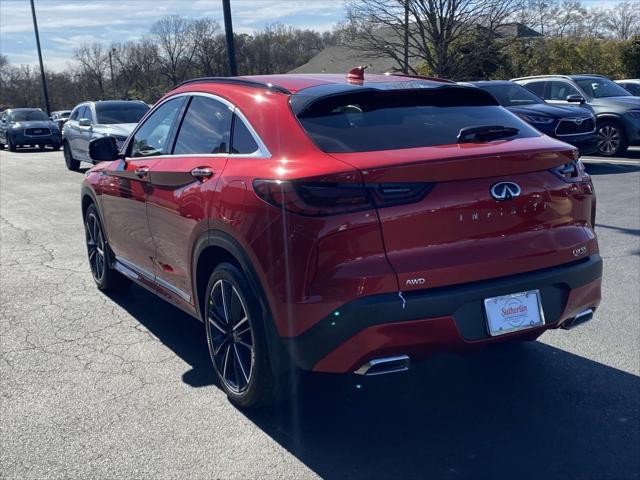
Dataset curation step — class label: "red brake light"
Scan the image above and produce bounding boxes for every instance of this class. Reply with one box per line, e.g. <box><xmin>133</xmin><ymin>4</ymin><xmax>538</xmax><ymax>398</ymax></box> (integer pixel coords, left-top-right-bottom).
<box><xmin>253</xmin><ymin>177</ymin><xmax>433</xmax><ymax>216</ymax></box>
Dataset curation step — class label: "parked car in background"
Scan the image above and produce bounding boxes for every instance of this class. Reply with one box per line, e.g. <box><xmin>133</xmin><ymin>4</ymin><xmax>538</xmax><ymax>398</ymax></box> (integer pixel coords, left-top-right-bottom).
<box><xmin>512</xmin><ymin>75</ymin><xmax>640</xmax><ymax>156</ymax></box>
<box><xmin>63</xmin><ymin>100</ymin><xmax>149</xmax><ymax>170</ymax></box>
<box><xmin>82</xmin><ymin>72</ymin><xmax>602</xmax><ymax>407</ymax></box>
<box><xmin>0</xmin><ymin>108</ymin><xmax>61</xmax><ymax>151</ymax></box>
<box><xmin>50</xmin><ymin>110</ymin><xmax>71</xmax><ymax>130</ymax></box>
<box><xmin>466</xmin><ymin>80</ymin><xmax>597</xmax><ymax>155</ymax></box>
<box><xmin>615</xmin><ymin>79</ymin><xmax>640</xmax><ymax>96</ymax></box>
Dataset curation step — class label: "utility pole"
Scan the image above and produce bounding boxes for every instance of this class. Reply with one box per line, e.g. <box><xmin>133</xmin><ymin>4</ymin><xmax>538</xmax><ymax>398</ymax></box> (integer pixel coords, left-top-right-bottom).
<box><xmin>108</xmin><ymin>48</ymin><xmax>116</xmax><ymax>98</ymax></box>
<box><xmin>403</xmin><ymin>0</ymin><xmax>409</xmax><ymax>74</ymax></box>
<box><xmin>222</xmin><ymin>0</ymin><xmax>238</xmax><ymax>76</ymax></box>
<box><xmin>30</xmin><ymin>0</ymin><xmax>51</xmax><ymax>115</ymax></box>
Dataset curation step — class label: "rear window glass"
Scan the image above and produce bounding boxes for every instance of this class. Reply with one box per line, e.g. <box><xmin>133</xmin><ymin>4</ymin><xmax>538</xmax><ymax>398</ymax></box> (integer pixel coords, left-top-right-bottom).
<box><xmin>95</xmin><ymin>102</ymin><xmax>149</xmax><ymax>124</ymax></box>
<box><xmin>296</xmin><ymin>90</ymin><xmax>540</xmax><ymax>153</ymax></box>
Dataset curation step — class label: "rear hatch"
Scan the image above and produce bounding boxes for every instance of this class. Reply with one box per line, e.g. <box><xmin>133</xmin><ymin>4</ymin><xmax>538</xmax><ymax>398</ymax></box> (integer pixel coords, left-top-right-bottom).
<box><xmin>296</xmin><ymin>84</ymin><xmax>597</xmax><ymax>290</ymax></box>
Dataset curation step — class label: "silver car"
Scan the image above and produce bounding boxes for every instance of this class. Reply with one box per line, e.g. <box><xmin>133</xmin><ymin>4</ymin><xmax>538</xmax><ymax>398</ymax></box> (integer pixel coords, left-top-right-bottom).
<box><xmin>62</xmin><ymin>100</ymin><xmax>149</xmax><ymax>170</ymax></box>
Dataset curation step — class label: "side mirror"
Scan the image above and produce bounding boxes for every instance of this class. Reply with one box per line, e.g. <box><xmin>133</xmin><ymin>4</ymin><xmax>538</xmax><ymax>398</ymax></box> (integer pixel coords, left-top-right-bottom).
<box><xmin>89</xmin><ymin>136</ymin><xmax>120</xmax><ymax>162</ymax></box>
<box><xmin>79</xmin><ymin>118</ymin><xmax>92</xmax><ymax>127</ymax></box>
<box><xmin>566</xmin><ymin>94</ymin><xmax>585</xmax><ymax>104</ymax></box>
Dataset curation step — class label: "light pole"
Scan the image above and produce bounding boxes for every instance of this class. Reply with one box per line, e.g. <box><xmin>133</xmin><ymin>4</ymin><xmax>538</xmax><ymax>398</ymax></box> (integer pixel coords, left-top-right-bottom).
<box><xmin>30</xmin><ymin>0</ymin><xmax>51</xmax><ymax>115</ymax></box>
<box><xmin>222</xmin><ymin>0</ymin><xmax>237</xmax><ymax>76</ymax></box>
<box><xmin>108</xmin><ymin>47</ymin><xmax>116</xmax><ymax>98</ymax></box>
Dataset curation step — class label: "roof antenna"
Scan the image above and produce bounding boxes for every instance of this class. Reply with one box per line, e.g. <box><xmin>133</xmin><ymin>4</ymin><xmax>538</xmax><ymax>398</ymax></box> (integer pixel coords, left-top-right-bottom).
<box><xmin>347</xmin><ymin>65</ymin><xmax>367</xmax><ymax>83</ymax></box>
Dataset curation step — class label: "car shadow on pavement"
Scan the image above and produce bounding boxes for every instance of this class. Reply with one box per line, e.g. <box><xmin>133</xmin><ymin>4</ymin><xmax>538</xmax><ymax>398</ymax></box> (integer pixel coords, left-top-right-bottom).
<box><xmin>106</xmin><ymin>285</ymin><xmax>639</xmax><ymax>479</ymax></box>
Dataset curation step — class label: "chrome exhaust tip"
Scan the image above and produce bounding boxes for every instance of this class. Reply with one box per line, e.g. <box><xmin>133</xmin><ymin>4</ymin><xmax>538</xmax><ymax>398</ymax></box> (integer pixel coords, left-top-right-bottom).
<box><xmin>354</xmin><ymin>355</ymin><xmax>410</xmax><ymax>376</ymax></box>
<box><xmin>562</xmin><ymin>308</ymin><xmax>594</xmax><ymax>330</ymax></box>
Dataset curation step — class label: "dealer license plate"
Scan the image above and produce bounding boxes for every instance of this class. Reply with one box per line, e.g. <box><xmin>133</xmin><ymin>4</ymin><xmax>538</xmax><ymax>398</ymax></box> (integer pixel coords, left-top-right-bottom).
<box><xmin>484</xmin><ymin>290</ymin><xmax>545</xmax><ymax>336</ymax></box>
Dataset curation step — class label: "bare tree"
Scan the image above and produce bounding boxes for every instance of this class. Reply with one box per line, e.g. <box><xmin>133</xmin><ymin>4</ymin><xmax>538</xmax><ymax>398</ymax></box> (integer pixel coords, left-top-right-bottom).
<box><xmin>73</xmin><ymin>43</ymin><xmax>109</xmax><ymax>98</ymax></box>
<box><xmin>150</xmin><ymin>15</ymin><xmax>196</xmax><ymax>85</ymax></box>
<box><xmin>604</xmin><ymin>0</ymin><xmax>640</xmax><ymax>40</ymax></box>
<box><xmin>190</xmin><ymin>18</ymin><xmax>225</xmax><ymax>76</ymax></box>
<box><xmin>345</xmin><ymin>0</ymin><xmax>523</xmax><ymax>77</ymax></box>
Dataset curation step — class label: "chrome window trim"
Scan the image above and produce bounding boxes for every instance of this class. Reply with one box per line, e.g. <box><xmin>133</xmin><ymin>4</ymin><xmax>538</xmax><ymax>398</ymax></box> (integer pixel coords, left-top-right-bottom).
<box><xmin>124</xmin><ymin>91</ymin><xmax>270</xmax><ymax>160</ymax></box>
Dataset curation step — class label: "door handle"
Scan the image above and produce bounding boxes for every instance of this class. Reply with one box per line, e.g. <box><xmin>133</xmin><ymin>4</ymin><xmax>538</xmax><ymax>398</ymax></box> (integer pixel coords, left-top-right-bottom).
<box><xmin>135</xmin><ymin>167</ymin><xmax>149</xmax><ymax>177</ymax></box>
<box><xmin>191</xmin><ymin>167</ymin><xmax>214</xmax><ymax>179</ymax></box>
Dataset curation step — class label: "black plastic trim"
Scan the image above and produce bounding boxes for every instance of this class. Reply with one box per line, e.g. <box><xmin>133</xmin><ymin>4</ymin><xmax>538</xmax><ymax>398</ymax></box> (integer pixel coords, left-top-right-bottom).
<box><xmin>172</xmin><ymin>77</ymin><xmax>291</xmax><ymax>95</ymax></box>
<box><xmin>283</xmin><ymin>255</ymin><xmax>603</xmax><ymax>370</ymax></box>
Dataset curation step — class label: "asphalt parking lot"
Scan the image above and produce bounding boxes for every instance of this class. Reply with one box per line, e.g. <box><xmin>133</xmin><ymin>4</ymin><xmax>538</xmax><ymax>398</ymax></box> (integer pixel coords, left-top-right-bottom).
<box><xmin>1</xmin><ymin>148</ymin><xmax>639</xmax><ymax>479</ymax></box>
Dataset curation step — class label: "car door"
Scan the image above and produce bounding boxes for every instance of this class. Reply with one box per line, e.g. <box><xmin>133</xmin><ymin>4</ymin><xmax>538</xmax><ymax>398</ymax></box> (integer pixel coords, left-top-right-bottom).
<box><xmin>76</xmin><ymin>104</ymin><xmax>96</xmax><ymax>161</ymax></box>
<box><xmin>66</xmin><ymin>105</ymin><xmax>86</xmax><ymax>157</ymax></box>
<box><xmin>0</xmin><ymin>111</ymin><xmax>8</xmax><ymax>144</ymax></box>
<box><xmin>146</xmin><ymin>94</ymin><xmax>233</xmax><ymax>304</ymax></box>
<box><xmin>545</xmin><ymin>80</ymin><xmax>582</xmax><ymax>105</ymax></box>
<box><xmin>99</xmin><ymin>96</ymin><xmax>187</xmax><ymax>280</ymax></box>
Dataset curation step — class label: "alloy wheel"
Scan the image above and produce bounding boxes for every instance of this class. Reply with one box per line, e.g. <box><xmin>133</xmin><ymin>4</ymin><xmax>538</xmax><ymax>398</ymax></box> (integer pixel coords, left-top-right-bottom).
<box><xmin>85</xmin><ymin>212</ymin><xmax>106</xmax><ymax>282</ymax></box>
<box><xmin>597</xmin><ymin>125</ymin><xmax>620</xmax><ymax>155</ymax></box>
<box><xmin>207</xmin><ymin>279</ymin><xmax>255</xmax><ymax>394</ymax></box>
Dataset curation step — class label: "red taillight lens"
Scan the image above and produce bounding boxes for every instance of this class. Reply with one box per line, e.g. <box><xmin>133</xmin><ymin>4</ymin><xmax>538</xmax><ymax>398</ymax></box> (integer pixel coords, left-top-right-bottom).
<box><xmin>551</xmin><ymin>159</ymin><xmax>589</xmax><ymax>183</ymax></box>
<box><xmin>253</xmin><ymin>178</ymin><xmax>433</xmax><ymax>216</ymax></box>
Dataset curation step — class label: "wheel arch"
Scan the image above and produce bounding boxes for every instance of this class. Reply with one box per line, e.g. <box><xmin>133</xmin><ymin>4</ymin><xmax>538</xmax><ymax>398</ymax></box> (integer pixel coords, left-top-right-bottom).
<box><xmin>192</xmin><ymin>229</ymin><xmax>291</xmax><ymax>374</ymax></box>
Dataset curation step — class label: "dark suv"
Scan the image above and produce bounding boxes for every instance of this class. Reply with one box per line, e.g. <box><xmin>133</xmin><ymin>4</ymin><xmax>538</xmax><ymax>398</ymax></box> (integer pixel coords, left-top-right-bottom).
<box><xmin>467</xmin><ymin>81</ymin><xmax>597</xmax><ymax>155</ymax></box>
<box><xmin>512</xmin><ymin>75</ymin><xmax>640</xmax><ymax>156</ymax></box>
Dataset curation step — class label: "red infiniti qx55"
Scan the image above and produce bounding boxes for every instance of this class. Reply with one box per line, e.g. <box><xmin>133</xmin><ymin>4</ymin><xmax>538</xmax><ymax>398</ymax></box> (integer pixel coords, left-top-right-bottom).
<box><xmin>82</xmin><ymin>71</ymin><xmax>602</xmax><ymax>407</ymax></box>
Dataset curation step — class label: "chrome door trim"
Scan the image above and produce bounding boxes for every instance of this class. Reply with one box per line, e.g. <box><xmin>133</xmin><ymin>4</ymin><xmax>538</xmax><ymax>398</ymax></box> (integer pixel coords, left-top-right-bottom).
<box><xmin>115</xmin><ymin>256</ymin><xmax>191</xmax><ymax>302</ymax></box>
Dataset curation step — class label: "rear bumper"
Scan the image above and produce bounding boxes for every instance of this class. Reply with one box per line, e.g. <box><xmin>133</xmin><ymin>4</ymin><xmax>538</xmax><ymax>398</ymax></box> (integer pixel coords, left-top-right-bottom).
<box><xmin>283</xmin><ymin>255</ymin><xmax>602</xmax><ymax>373</ymax></box>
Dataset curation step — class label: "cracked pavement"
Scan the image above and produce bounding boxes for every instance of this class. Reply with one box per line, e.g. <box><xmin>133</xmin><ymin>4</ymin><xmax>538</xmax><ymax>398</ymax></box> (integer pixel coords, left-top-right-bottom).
<box><xmin>1</xmin><ymin>149</ymin><xmax>639</xmax><ymax>479</ymax></box>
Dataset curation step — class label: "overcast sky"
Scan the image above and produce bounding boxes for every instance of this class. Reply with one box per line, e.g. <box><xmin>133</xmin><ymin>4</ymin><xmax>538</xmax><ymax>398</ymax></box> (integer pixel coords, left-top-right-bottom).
<box><xmin>0</xmin><ymin>0</ymin><xmax>628</xmax><ymax>71</ymax></box>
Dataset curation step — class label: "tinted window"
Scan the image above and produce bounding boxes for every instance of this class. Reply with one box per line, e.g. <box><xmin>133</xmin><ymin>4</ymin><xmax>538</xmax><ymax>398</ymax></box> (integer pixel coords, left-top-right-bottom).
<box><xmin>76</xmin><ymin>106</ymin><xmax>89</xmax><ymax>121</ymax></box>
<box><xmin>231</xmin><ymin>115</ymin><xmax>259</xmax><ymax>154</ymax></box>
<box><xmin>70</xmin><ymin>107</ymin><xmax>81</xmax><ymax>121</ymax></box>
<box><xmin>9</xmin><ymin>110</ymin><xmax>48</xmax><ymax>122</ymax></box>
<box><xmin>574</xmin><ymin>78</ymin><xmax>632</xmax><ymax>98</ymax></box>
<box><xmin>130</xmin><ymin>98</ymin><xmax>184</xmax><ymax>158</ymax></box>
<box><xmin>624</xmin><ymin>83</ymin><xmax>640</xmax><ymax>96</ymax></box>
<box><xmin>174</xmin><ymin>96</ymin><xmax>232</xmax><ymax>154</ymax></box>
<box><xmin>523</xmin><ymin>81</ymin><xmax>546</xmax><ymax>97</ymax></box>
<box><xmin>547</xmin><ymin>81</ymin><xmax>580</xmax><ymax>101</ymax></box>
<box><xmin>96</xmin><ymin>102</ymin><xmax>149</xmax><ymax>124</ymax></box>
<box><xmin>297</xmin><ymin>90</ymin><xmax>539</xmax><ymax>153</ymax></box>
<box><xmin>478</xmin><ymin>83</ymin><xmax>543</xmax><ymax>107</ymax></box>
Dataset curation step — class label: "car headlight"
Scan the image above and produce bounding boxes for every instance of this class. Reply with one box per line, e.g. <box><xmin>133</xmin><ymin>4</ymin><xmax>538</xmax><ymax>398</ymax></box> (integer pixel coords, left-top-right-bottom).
<box><xmin>627</xmin><ymin>109</ymin><xmax>640</xmax><ymax>119</ymax></box>
<box><xmin>517</xmin><ymin>114</ymin><xmax>555</xmax><ymax>124</ymax></box>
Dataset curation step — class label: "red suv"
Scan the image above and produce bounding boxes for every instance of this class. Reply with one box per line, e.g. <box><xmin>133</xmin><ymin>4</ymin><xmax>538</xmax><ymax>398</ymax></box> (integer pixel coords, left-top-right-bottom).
<box><xmin>82</xmin><ymin>72</ymin><xmax>602</xmax><ymax>407</ymax></box>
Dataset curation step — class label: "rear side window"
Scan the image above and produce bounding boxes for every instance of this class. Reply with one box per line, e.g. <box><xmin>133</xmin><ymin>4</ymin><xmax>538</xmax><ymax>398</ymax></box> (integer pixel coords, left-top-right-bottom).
<box><xmin>296</xmin><ymin>89</ymin><xmax>540</xmax><ymax>153</ymax></box>
<box><xmin>174</xmin><ymin>96</ymin><xmax>232</xmax><ymax>155</ymax></box>
<box><xmin>231</xmin><ymin>115</ymin><xmax>259</xmax><ymax>154</ymax></box>
<box><xmin>523</xmin><ymin>81</ymin><xmax>546</xmax><ymax>98</ymax></box>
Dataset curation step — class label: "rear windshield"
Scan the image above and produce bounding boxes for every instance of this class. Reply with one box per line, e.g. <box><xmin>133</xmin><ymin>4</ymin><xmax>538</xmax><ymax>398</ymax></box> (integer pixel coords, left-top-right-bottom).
<box><xmin>10</xmin><ymin>110</ymin><xmax>48</xmax><ymax>122</ymax></box>
<box><xmin>95</xmin><ymin>102</ymin><xmax>149</xmax><ymax>124</ymax></box>
<box><xmin>296</xmin><ymin>90</ymin><xmax>540</xmax><ymax>153</ymax></box>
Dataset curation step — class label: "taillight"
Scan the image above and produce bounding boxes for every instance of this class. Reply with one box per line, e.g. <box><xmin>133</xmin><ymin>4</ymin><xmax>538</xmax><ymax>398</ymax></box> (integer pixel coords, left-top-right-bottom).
<box><xmin>253</xmin><ymin>178</ymin><xmax>433</xmax><ymax>216</ymax></box>
<box><xmin>551</xmin><ymin>158</ymin><xmax>589</xmax><ymax>183</ymax></box>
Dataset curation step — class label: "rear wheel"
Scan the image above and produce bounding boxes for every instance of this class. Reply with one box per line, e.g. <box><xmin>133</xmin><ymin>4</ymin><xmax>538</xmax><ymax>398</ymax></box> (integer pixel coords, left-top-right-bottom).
<box><xmin>597</xmin><ymin>120</ymin><xmax>628</xmax><ymax>156</ymax></box>
<box><xmin>84</xmin><ymin>204</ymin><xmax>130</xmax><ymax>291</ymax></box>
<box><xmin>204</xmin><ymin>262</ymin><xmax>280</xmax><ymax>408</ymax></box>
<box><xmin>64</xmin><ymin>142</ymin><xmax>80</xmax><ymax>170</ymax></box>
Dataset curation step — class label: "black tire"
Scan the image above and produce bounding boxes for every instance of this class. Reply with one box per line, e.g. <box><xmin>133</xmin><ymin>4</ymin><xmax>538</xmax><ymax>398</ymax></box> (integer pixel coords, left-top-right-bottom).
<box><xmin>84</xmin><ymin>204</ymin><xmax>131</xmax><ymax>292</ymax></box>
<box><xmin>8</xmin><ymin>136</ymin><xmax>16</xmax><ymax>152</ymax></box>
<box><xmin>63</xmin><ymin>141</ymin><xmax>80</xmax><ymax>170</ymax></box>
<box><xmin>204</xmin><ymin>262</ymin><xmax>280</xmax><ymax>408</ymax></box>
<box><xmin>0</xmin><ymin>141</ymin><xmax>5</xmax><ymax>149</ymax></box>
<box><xmin>597</xmin><ymin>120</ymin><xmax>628</xmax><ymax>157</ymax></box>
<box><xmin>52</xmin><ymin>143</ymin><xmax>61</xmax><ymax>151</ymax></box>
<box><xmin>38</xmin><ymin>144</ymin><xmax>46</xmax><ymax>151</ymax></box>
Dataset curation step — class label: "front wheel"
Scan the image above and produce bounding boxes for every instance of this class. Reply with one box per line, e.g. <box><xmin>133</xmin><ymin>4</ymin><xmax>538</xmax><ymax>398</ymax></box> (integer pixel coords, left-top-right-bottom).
<box><xmin>64</xmin><ymin>142</ymin><xmax>80</xmax><ymax>170</ymax></box>
<box><xmin>84</xmin><ymin>204</ymin><xmax>130</xmax><ymax>291</ymax></box>
<box><xmin>597</xmin><ymin>121</ymin><xmax>628</xmax><ymax>156</ymax></box>
<box><xmin>8</xmin><ymin>137</ymin><xmax>16</xmax><ymax>152</ymax></box>
<box><xmin>204</xmin><ymin>263</ymin><xmax>280</xmax><ymax>408</ymax></box>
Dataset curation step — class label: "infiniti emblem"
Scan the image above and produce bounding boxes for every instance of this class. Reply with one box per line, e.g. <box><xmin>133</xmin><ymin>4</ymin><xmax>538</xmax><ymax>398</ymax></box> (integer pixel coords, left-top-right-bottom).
<box><xmin>490</xmin><ymin>182</ymin><xmax>521</xmax><ymax>201</ymax></box>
